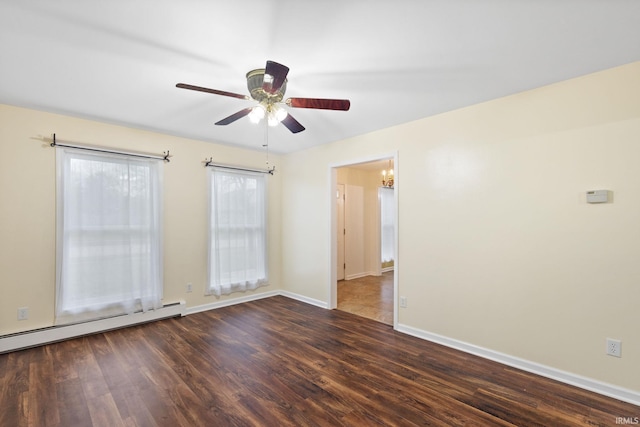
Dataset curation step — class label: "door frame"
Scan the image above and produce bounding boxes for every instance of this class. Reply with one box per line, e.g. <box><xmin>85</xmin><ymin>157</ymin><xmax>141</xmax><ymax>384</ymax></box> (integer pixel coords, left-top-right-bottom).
<box><xmin>328</xmin><ymin>151</ymin><xmax>399</xmax><ymax>328</ymax></box>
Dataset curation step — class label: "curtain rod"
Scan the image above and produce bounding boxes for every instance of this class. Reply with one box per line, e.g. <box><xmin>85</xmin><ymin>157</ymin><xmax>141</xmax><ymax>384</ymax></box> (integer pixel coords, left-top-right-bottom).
<box><xmin>204</xmin><ymin>158</ymin><xmax>275</xmax><ymax>175</ymax></box>
<box><xmin>50</xmin><ymin>134</ymin><xmax>171</xmax><ymax>162</ymax></box>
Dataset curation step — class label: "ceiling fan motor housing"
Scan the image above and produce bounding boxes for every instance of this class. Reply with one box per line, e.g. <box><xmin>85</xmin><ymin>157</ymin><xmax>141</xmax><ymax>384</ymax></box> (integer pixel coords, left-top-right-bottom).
<box><xmin>246</xmin><ymin>68</ymin><xmax>287</xmax><ymax>103</ymax></box>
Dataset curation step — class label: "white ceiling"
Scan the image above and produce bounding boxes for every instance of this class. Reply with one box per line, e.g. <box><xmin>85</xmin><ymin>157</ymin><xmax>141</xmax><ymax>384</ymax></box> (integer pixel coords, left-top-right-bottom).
<box><xmin>1</xmin><ymin>1</ymin><xmax>638</xmax><ymax>154</ymax></box>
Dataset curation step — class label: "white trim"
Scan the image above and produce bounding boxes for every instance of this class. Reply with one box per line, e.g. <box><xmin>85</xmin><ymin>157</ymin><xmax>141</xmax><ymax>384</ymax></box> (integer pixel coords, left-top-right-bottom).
<box><xmin>381</xmin><ymin>266</ymin><xmax>394</xmax><ymax>273</ymax></box>
<box><xmin>279</xmin><ymin>291</ymin><xmax>329</xmax><ymax>309</ymax></box>
<box><xmin>396</xmin><ymin>323</ymin><xmax>640</xmax><ymax>407</ymax></box>
<box><xmin>184</xmin><ymin>290</ymin><xmax>280</xmax><ymax>315</ymax></box>
<box><xmin>345</xmin><ymin>271</ymin><xmax>376</xmax><ymax>281</ymax></box>
<box><xmin>329</xmin><ymin>167</ymin><xmax>339</xmax><ymax>309</ymax></box>
<box><xmin>392</xmin><ymin>154</ymin><xmax>399</xmax><ymax>328</ymax></box>
<box><xmin>0</xmin><ymin>303</ymin><xmax>185</xmax><ymax>354</ymax></box>
<box><xmin>328</xmin><ymin>153</ymin><xmax>399</xmax><ymax>170</ymax></box>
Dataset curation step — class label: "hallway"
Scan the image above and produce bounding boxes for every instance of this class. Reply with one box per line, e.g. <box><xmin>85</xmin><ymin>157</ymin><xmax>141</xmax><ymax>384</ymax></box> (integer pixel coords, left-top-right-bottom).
<box><xmin>337</xmin><ymin>271</ymin><xmax>393</xmax><ymax>325</ymax></box>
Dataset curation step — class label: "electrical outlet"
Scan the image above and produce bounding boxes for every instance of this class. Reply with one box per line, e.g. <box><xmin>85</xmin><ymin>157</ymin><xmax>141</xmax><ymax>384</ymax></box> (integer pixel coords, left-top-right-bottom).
<box><xmin>606</xmin><ymin>338</ymin><xmax>621</xmax><ymax>358</ymax></box>
<box><xmin>400</xmin><ymin>296</ymin><xmax>407</xmax><ymax>308</ymax></box>
<box><xmin>17</xmin><ymin>307</ymin><xmax>28</xmax><ymax>321</ymax></box>
<box><xmin>186</xmin><ymin>283</ymin><xmax>193</xmax><ymax>293</ymax></box>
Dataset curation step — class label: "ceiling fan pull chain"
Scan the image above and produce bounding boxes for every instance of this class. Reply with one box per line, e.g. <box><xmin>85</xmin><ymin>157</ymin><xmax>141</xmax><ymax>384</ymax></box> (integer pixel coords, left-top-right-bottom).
<box><xmin>263</xmin><ymin>118</ymin><xmax>270</xmax><ymax>168</ymax></box>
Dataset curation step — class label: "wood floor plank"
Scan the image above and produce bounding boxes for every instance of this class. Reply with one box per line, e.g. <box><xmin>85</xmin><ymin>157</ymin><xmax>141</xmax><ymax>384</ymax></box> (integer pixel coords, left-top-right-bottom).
<box><xmin>55</xmin><ymin>378</ymin><xmax>92</xmax><ymax>427</ymax></box>
<box><xmin>28</xmin><ymin>347</ymin><xmax>60</xmax><ymax>427</ymax></box>
<box><xmin>0</xmin><ymin>351</ymin><xmax>31</xmax><ymax>427</ymax></box>
<box><xmin>50</xmin><ymin>338</ymin><xmax>83</xmax><ymax>384</ymax></box>
<box><xmin>86</xmin><ymin>393</ymin><xmax>125</xmax><ymax>427</ymax></box>
<box><xmin>0</xmin><ymin>348</ymin><xmax>7</xmax><ymax>381</ymax></box>
<box><xmin>1</xmin><ymin>295</ymin><xmax>638</xmax><ymax>426</ymax></box>
<box><xmin>88</xmin><ymin>332</ymin><xmax>157</xmax><ymax>427</ymax></box>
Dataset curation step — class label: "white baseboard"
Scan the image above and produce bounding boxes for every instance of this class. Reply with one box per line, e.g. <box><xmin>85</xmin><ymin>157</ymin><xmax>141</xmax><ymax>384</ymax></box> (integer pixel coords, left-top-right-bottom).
<box><xmin>0</xmin><ymin>302</ymin><xmax>185</xmax><ymax>354</ymax></box>
<box><xmin>279</xmin><ymin>291</ymin><xmax>329</xmax><ymax>309</ymax></box>
<box><xmin>184</xmin><ymin>290</ymin><xmax>280</xmax><ymax>315</ymax></box>
<box><xmin>396</xmin><ymin>323</ymin><xmax>640</xmax><ymax>407</ymax></box>
<box><xmin>184</xmin><ymin>289</ymin><xmax>329</xmax><ymax>315</ymax></box>
<box><xmin>345</xmin><ymin>271</ymin><xmax>377</xmax><ymax>281</ymax></box>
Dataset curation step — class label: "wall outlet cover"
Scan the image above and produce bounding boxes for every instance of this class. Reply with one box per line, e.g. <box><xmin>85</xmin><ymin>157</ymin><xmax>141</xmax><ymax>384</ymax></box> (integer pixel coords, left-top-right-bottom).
<box><xmin>606</xmin><ymin>338</ymin><xmax>621</xmax><ymax>358</ymax></box>
<box><xmin>17</xmin><ymin>307</ymin><xmax>29</xmax><ymax>321</ymax></box>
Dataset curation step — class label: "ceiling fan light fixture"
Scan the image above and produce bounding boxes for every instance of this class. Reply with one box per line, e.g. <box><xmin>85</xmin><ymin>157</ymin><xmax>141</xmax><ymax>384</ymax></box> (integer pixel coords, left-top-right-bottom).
<box><xmin>275</xmin><ymin>106</ymin><xmax>288</xmax><ymax>122</ymax></box>
<box><xmin>266</xmin><ymin>104</ymin><xmax>287</xmax><ymax>126</ymax></box>
<box><xmin>249</xmin><ymin>105</ymin><xmax>265</xmax><ymax>123</ymax></box>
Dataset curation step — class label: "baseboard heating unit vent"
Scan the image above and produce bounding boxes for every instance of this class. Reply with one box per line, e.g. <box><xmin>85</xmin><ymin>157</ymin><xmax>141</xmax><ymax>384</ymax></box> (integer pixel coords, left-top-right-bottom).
<box><xmin>0</xmin><ymin>302</ymin><xmax>185</xmax><ymax>354</ymax></box>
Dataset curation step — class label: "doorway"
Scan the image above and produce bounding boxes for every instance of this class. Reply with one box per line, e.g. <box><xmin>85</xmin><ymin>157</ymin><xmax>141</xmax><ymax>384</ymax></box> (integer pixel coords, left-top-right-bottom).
<box><xmin>330</xmin><ymin>154</ymin><xmax>398</xmax><ymax>327</ymax></box>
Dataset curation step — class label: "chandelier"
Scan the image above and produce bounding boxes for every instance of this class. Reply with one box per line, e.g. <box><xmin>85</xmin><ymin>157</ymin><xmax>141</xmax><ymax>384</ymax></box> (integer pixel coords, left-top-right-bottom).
<box><xmin>381</xmin><ymin>160</ymin><xmax>394</xmax><ymax>187</ymax></box>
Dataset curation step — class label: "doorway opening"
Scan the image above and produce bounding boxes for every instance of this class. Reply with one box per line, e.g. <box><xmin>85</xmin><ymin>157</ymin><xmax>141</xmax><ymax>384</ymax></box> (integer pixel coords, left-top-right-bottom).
<box><xmin>329</xmin><ymin>154</ymin><xmax>398</xmax><ymax>328</ymax></box>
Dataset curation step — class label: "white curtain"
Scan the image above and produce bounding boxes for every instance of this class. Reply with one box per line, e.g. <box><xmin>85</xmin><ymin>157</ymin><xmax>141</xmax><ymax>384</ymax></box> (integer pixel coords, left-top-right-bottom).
<box><xmin>208</xmin><ymin>167</ymin><xmax>268</xmax><ymax>296</ymax></box>
<box><xmin>380</xmin><ymin>187</ymin><xmax>395</xmax><ymax>263</ymax></box>
<box><xmin>55</xmin><ymin>148</ymin><xmax>163</xmax><ymax>324</ymax></box>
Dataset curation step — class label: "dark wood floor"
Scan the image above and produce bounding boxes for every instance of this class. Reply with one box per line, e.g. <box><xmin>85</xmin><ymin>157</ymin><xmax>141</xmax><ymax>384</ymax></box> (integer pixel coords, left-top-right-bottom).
<box><xmin>1</xmin><ymin>296</ymin><xmax>637</xmax><ymax>426</ymax></box>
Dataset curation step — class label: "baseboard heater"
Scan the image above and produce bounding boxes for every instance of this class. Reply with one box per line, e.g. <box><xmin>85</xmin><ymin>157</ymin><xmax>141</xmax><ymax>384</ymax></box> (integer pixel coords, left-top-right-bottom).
<box><xmin>0</xmin><ymin>302</ymin><xmax>185</xmax><ymax>354</ymax></box>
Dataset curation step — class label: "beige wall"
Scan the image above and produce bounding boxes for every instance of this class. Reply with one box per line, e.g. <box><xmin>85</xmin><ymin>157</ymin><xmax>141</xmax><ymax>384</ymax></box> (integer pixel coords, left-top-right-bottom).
<box><xmin>281</xmin><ymin>62</ymin><xmax>640</xmax><ymax>392</ymax></box>
<box><xmin>0</xmin><ymin>104</ymin><xmax>282</xmax><ymax>335</ymax></box>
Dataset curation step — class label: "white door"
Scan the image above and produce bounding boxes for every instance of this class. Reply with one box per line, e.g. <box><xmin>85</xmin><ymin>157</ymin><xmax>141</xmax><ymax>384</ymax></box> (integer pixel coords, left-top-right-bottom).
<box><xmin>337</xmin><ymin>184</ymin><xmax>345</xmax><ymax>280</ymax></box>
<box><xmin>344</xmin><ymin>184</ymin><xmax>365</xmax><ymax>279</ymax></box>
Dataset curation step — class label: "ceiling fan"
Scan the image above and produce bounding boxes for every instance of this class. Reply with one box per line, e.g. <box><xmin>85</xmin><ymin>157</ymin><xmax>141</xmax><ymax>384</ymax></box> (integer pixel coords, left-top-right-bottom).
<box><xmin>176</xmin><ymin>60</ymin><xmax>350</xmax><ymax>134</ymax></box>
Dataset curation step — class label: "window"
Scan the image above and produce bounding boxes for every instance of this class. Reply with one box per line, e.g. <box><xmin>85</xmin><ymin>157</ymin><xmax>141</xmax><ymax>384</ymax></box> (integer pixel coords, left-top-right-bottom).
<box><xmin>55</xmin><ymin>148</ymin><xmax>163</xmax><ymax>324</ymax></box>
<box><xmin>380</xmin><ymin>187</ymin><xmax>395</xmax><ymax>263</ymax></box>
<box><xmin>208</xmin><ymin>168</ymin><xmax>268</xmax><ymax>296</ymax></box>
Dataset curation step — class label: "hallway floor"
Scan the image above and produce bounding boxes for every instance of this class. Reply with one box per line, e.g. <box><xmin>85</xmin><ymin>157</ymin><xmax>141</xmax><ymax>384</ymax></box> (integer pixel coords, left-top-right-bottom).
<box><xmin>337</xmin><ymin>271</ymin><xmax>393</xmax><ymax>325</ymax></box>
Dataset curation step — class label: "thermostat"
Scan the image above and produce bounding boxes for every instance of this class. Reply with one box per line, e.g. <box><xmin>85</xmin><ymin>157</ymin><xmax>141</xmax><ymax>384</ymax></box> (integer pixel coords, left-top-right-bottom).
<box><xmin>586</xmin><ymin>190</ymin><xmax>609</xmax><ymax>204</ymax></box>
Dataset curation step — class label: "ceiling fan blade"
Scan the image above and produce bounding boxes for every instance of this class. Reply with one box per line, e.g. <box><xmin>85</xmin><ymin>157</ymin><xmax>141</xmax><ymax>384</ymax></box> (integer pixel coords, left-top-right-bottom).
<box><xmin>285</xmin><ymin>97</ymin><xmax>350</xmax><ymax>111</ymax></box>
<box><xmin>176</xmin><ymin>83</ymin><xmax>250</xmax><ymax>100</ymax></box>
<box><xmin>262</xmin><ymin>61</ymin><xmax>289</xmax><ymax>94</ymax></box>
<box><xmin>215</xmin><ymin>108</ymin><xmax>253</xmax><ymax>125</ymax></box>
<box><xmin>281</xmin><ymin>113</ymin><xmax>305</xmax><ymax>134</ymax></box>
